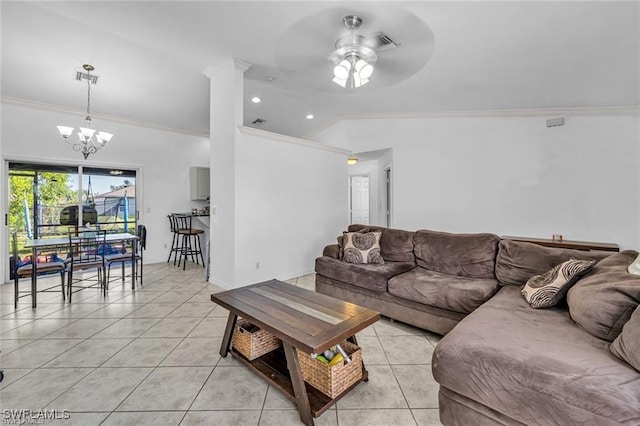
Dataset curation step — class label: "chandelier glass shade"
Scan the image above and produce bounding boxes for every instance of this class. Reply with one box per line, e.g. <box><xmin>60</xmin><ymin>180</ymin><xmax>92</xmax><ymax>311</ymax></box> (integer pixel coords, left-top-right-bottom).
<box><xmin>331</xmin><ymin>16</ymin><xmax>377</xmax><ymax>90</ymax></box>
<box><xmin>57</xmin><ymin>64</ymin><xmax>113</xmax><ymax>159</ymax></box>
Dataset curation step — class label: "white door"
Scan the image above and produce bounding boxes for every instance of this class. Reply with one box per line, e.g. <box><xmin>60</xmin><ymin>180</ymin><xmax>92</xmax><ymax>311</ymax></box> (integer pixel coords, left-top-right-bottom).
<box><xmin>350</xmin><ymin>176</ymin><xmax>370</xmax><ymax>225</ymax></box>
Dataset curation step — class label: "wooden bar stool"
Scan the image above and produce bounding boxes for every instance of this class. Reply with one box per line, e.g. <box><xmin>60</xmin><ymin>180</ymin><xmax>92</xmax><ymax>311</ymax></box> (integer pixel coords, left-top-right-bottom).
<box><xmin>167</xmin><ymin>214</ymin><xmax>181</xmax><ymax>264</ymax></box>
<box><xmin>174</xmin><ymin>214</ymin><xmax>205</xmax><ymax>270</ymax></box>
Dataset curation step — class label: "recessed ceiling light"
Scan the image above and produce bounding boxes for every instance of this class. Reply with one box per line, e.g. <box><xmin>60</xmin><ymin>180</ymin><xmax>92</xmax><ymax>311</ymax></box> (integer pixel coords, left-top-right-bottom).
<box><xmin>251</xmin><ymin>96</ymin><xmax>261</xmax><ymax>103</ymax></box>
<box><xmin>306</xmin><ymin>114</ymin><xmax>314</xmax><ymax>119</ymax></box>
<box><xmin>265</xmin><ymin>76</ymin><xmax>276</xmax><ymax>82</ymax></box>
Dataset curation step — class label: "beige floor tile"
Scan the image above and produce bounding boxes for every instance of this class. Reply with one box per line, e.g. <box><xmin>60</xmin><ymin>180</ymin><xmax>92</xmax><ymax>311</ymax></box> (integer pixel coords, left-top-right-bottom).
<box><xmin>0</xmin><ymin>318</ymin><xmax>33</xmax><ymax>333</ymax></box>
<box><xmin>40</xmin><ymin>411</ymin><xmax>110</xmax><ymax>425</ymax></box>
<box><xmin>374</xmin><ymin>318</ymin><xmax>424</xmax><ymax>336</ymax></box>
<box><xmin>259</xmin><ymin>409</ymin><xmax>337</xmax><ymax>426</ymax></box>
<box><xmin>208</xmin><ymin>305</ymin><xmax>230</xmax><ymax>317</ymax></box>
<box><xmin>41</xmin><ymin>303</ymin><xmax>105</xmax><ymax>319</ymax></box>
<box><xmin>102</xmin><ymin>337</ymin><xmax>182</xmax><ymax>367</ymax></box>
<box><xmin>91</xmin><ymin>318</ymin><xmax>160</xmax><ymax>338</ymax></box>
<box><xmin>82</xmin><ymin>303</ymin><xmax>144</xmax><ymax>318</ymax></box>
<box><xmin>379</xmin><ymin>335</ymin><xmax>434</xmax><ymax>365</ymax></box>
<box><xmin>356</xmin><ymin>324</ymin><xmax>377</xmax><ymax>337</ymax></box>
<box><xmin>0</xmin><ymin>318</ymin><xmax>76</xmax><ymax>340</ymax></box>
<box><xmin>0</xmin><ymin>367</ymin><xmax>92</xmax><ymax>409</ymax></box>
<box><xmin>160</xmin><ymin>337</ymin><xmax>222</xmax><ymax>366</ymax></box>
<box><xmin>412</xmin><ymin>408</ymin><xmax>443</xmax><ymax>426</ymax></box>
<box><xmin>262</xmin><ymin>385</ymin><xmax>296</xmax><ymax>409</ymax></box>
<box><xmin>112</xmin><ymin>292</ymin><xmax>165</xmax><ymax>304</ymax></box>
<box><xmin>0</xmin><ymin>339</ymin><xmax>83</xmax><ymax>368</ymax></box>
<box><xmin>152</xmin><ymin>292</ymin><xmax>194</xmax><ymax>304</ymax></box>
<box><xmin>43</xmin><ymin>318</ymin><xmax>119</xmax><ymax>339</ymax></box>
<box><xmin>180</xmin><ymin>411</ymin><xmax>260</xmax><ymax>426</ymax></box>
<box><xmin>358</xmin><ymin>336</ymin><xmax>390</xmax><ymax>365</ymax></box>
<box><xmin>4</xmin><ymin>303</ymin><xmax>66</xmax><ymax>319</ymax></box>
<box><xmin>167</xmin><ymin>302</ymin><xmax>214</xmax><ymax>318</ymax></box>
<box><xmin>140</xmin><ymin>317</ymin><xmax>202</xmax><ymax>338</ymax></box>
<box><xmin>190</xmin><ymin>366</ymin><xmax>268</xmax><ymax>410</ymax></box>
<box><xmin>392</xmin><ymin>365</ymin><xmax>439</xmax><ymax>408</ymax></box>
<box><xmin>0</xmin><ymin>338</ymin><xmax>33</xmax><ymax>354</ymax></box>
<box><xmin>124</xmin><ymin>303</ymin><xmax>180</xmax><ymax>318</ymax></box>
<box><xmin>101</xmin><ymin>411</ymin><xmax>184</xmax><ymax>425</ymax></box>
<box><xmin>48</xmin><ymin>367</ymin><xmax>153</xmax><ymax>411</ymax></box>
<box><xmin>337</xmin><ymin>365</ymin><xmax>408</xmax><ymax>409</ymax></box>
<box><xmin>337</xmin><ymin>409</ymin><xmax>417</xmax><ymax>426</ymax></box>
<box><xmin>44</xmin><ymin>338</ymin><xmax>132</xmax><ymax>368</ymax></box>
<box><xmin>117</xmin><ymin>366</ymin><xmax>212</xmax><ymax>411</ymax></box>
<box><xmin>188</xmin><ymin>317</ymin><xmax>228</xmax><ymax>337</ymax></box>
<box><xmin>0</xmin><ymin>368</ymin><xmax>33</xmax><ymax>389</ymax></box>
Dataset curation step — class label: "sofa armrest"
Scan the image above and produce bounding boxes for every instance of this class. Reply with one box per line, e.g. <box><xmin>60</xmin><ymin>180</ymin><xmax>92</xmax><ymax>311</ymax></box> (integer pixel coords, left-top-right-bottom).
<box><xmin>323</xmin><ymin>244</ymin><xmax>341</xmax><ymax>259</ymax></box>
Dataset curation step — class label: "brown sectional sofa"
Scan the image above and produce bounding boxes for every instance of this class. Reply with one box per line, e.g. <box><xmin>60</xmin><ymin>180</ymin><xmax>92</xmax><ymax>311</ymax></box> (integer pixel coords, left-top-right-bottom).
<box><xmin>315</xmin><ymin>224</ymin><xmax>640</xmax><ymax>425</ymax></box>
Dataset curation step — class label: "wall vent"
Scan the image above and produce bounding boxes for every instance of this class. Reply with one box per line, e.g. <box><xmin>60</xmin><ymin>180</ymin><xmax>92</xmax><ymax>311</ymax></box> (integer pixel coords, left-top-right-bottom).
<box><xmin>252</xmin><ymin>118</ymin><xmax>266</xmax><ymax>125</ymax></box>
<box><xmin>374</xmin><ymin>32</ymin><xmax>399</xmax><ymax>50</ymax></box>
<box><xmin>75</xmin><ymin>70</ymin><xmax>99</xmax><ymax>85</ymax></box>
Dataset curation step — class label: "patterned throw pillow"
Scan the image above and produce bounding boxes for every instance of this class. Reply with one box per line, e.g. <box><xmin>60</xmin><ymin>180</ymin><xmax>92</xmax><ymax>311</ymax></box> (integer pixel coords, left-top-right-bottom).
<box><xmin>522</xmin><ymin>259</ymin><xmax>595</xmax><ymax>308</ymax></box>
<box><xmin>342</xmin><ymin>231</ymin><xmax>384</xmax><ymax>265</ymax></box>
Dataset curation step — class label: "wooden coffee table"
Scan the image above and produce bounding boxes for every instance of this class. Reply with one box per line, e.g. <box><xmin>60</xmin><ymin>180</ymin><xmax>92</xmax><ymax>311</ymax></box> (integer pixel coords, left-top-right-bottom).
<box><xmin>211</xmin><ymin>279</ymin><xmax>380</xmax><ymax>426</ymax></box>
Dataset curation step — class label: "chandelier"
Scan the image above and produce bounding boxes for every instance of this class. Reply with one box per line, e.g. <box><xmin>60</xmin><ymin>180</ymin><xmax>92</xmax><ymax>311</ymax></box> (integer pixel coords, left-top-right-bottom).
<box><xmin>331</xmin><ymin>15</ymin><xmax>377</xmax><ymax>89</ymax></box>
<box><xmin>57</xmin><ymin>64</ymin><xmax>113</xmax><ymax>159</ymax></box>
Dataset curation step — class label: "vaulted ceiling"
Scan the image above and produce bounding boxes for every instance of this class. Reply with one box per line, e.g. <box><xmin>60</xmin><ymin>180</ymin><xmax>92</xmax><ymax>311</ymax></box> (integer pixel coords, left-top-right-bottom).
<box><xmin>2</xmin><ymin>1</ymin><xmax>638</xmax><ymax>139</ymax></box>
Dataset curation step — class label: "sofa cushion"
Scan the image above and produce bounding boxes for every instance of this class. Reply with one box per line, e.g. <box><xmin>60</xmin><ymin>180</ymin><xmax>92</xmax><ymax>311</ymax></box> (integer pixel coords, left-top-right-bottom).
<box><xmin>388</xmin><ymin>267</ymin><xmax>500</xmax><ymax>314</ymax></box>
<box><xmin>521</xmin><ymin>258</ymin><xmax>595</xmax><ymax>309</ymax></box>
<box><xmin>432</xmin><ymin>285</ymin><xmax>640</xmax><ymax>425</ymax></box>
<box><xmin>495</xmin><ymin>239</ymin><xmax>610</xmax><ymax>286</ymax></box>
<box><xmin>567</xmin><ymin>250</ymin><xmax>640</xmax><ymax>342</ymax></box>
<box><xmin>413</xmin><ymin>229</ymin><xmax>499</xmax><ymax>279</ymax></box>
<box><xmin>610</xmin><ymin>304</ymin><xmax>640</xmax><ymax>372</ymax></box>
<box><xmin>342</xmin><ymin>231</ymin><xmax>384</xmax><ymax>264</ymax></box>
<box><xmin>348</xmin><ymin>225</ymin><xmax>415</xmax><ymax>263</ymax></box>
<box><xmin>315</xmin><ymin>256</ymin><xmax>414</xmax><ymax>293</ymax></box>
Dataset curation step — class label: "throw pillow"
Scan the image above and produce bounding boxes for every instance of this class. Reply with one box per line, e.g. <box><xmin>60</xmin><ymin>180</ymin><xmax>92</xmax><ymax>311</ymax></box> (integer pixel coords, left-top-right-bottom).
<box><xmin>610</xmin><ymin>304</ymin><xmax>640</xmax><ymax>372</ymax></box>
<box><xmin>521</xmin><ymin>259</ymin><xmax>596</xmax><ymax>308</ymax></box>
<box><xmin>342</xmin><ymin>231</ymin><xmax>384</xmax><ymax>265</ymax></box>
<box><xmin>567</xmin><ymin>251</ymin><xmax>640</xmax><ymax>342</ymax></box>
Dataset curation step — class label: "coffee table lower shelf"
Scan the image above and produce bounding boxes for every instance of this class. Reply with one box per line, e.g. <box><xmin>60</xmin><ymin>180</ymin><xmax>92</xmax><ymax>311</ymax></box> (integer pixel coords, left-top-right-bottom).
<box><xmin>230</xmin><ymin>346</ymin><xmax>368</xmax><ymax>418</ymax></box>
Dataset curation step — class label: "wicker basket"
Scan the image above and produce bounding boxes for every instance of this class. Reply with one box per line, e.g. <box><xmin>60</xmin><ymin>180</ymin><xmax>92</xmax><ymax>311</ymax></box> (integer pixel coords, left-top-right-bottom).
<box><xmin>232</xmin><ymin>318</ymin><xmax>281</xmax><ymax>361</ymax></box>
<box><xmin>296</xmin><ymin>340</ymin><xmax>363</xmax><ymax>398</ymax></box>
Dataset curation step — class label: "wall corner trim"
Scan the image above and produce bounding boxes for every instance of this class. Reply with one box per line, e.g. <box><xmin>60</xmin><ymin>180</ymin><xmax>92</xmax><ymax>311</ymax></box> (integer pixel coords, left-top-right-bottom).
<box><xmin>237</xmin><ymin>125</ymin><xmax>351</xmax><ymax>154</ymax></box>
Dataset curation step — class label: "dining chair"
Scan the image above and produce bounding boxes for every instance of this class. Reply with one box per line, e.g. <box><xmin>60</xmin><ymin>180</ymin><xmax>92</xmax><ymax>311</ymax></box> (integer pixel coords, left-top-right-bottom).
<box><xmin>11</xmin><ymin>232</ymin><xmax>66</xmax><ymax>308</ymax></box>
<box><xmin>175</xmin><ymin>214</ymin><xmax>205</xmax><ymax>270</ymax></box>
<box><xmin>105</xmin><ymin>224</ymin><xmax>147</xmax><ymax>287</ymax></box>
<box><xmin>66</xmin><ymin>228</ymin><xmax>107</xmax><ymax>302</ymax></box>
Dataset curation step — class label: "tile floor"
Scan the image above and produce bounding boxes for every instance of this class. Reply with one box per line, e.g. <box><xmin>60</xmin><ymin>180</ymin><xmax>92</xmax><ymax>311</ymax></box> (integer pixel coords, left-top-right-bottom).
<box><xmin>0</xmin><ymin>262</ymin><xmax>442</xmax><ymax>425</ymax></box>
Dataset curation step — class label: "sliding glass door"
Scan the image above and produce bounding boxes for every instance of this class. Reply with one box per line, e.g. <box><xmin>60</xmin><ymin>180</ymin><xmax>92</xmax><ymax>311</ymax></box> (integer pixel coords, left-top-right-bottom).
<box><xmin>7</xmin><ymin>162</ymin><xmax>137</xmax><ymax>273</ymax></box>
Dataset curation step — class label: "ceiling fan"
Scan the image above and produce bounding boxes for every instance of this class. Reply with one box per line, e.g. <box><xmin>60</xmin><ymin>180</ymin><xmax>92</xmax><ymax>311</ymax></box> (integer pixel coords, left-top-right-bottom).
<box><xmin>272</xmin><ymin>6</ymin><xmax>434</xmax><ymax>93</ymax></box>
<box><xmin>329</xmin><ymin>15</ymin><xmax>393</xmax><ymax>89</ymax></box>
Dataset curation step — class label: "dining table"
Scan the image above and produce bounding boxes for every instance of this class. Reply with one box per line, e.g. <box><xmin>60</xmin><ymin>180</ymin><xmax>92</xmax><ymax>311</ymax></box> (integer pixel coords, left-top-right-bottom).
<box><xmin>24</xmin><ymin>232</ymin><xmax>139</xmax><ymax>308</ymax></box>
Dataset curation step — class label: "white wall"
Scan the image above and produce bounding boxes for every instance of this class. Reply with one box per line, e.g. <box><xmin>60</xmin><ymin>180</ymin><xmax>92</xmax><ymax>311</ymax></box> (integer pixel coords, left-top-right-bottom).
<box><xmin>233</xmin><ymin>128</ymin><xmax>348</xmax><ymax>286</ymax></box>
<box><xmin>313</xmin><ymin>112</ymin><xmax>640</xmax><ymax>250</ymax></box>
<box><xmin>1</xmin><ymin>101</ymin><xmax>210</xmax><ymax>280</ymax></box>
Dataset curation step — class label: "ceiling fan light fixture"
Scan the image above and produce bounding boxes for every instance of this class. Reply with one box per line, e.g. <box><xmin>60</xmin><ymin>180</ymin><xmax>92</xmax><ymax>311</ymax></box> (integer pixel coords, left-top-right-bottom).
<box><xmin>355</xmin><ymin>59</ymin><xmax>374</xmax><ymax>79</ymax></box>
<box><xmin>331</xmin><ymin>15</ymin><xmax>377</xmax><ymax>90</ymax></box>
<box><xmin>333</xmin><ymin>60</ymin><xmax>351</xmax><ymax>79</ymax></box>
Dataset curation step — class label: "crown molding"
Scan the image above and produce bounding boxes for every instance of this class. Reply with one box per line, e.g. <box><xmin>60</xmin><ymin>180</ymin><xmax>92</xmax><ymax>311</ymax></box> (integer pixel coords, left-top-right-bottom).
<box><xmin>305</xmin><ymin>105</ymin><xmax>640</xmax><ymax>138</ymax></box>
<box><xmin>1</xmin><ymin>96</ymin><xmax>210</xmax><ymax>138</ymax></box>
<box><xmin>238</xmin><ymin>125</ymin><xmax>351</xmax><ymax>154</ymax></box>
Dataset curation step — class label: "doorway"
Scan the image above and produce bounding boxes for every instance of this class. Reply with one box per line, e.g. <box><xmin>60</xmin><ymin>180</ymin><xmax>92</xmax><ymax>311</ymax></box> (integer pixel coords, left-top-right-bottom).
<box><xmin>385</xmin><ymin>167</ymin><xmax>392</xmax><ymax>227</ymax></box>
<box><xmin>350</xmin><ymin>175</ymin><xmax>370</xmax><ymax>225</ymax></box>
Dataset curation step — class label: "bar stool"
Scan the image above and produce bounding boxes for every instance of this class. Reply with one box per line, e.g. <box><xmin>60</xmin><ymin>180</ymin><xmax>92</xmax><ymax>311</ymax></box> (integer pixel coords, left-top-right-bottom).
<box><xmin>175</xmin><ymin>214</ymin><xmax>205</xmax><ymax>270</ymax></box>
<box><xmin>167</xmin><ymin>214</ymin><xmax>181</xmax><ymax>264</ymax></box>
